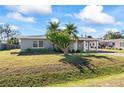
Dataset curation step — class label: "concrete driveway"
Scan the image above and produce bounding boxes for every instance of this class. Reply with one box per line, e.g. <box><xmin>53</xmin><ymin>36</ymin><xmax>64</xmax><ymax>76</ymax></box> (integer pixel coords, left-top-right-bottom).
<box><xmin>97</xmin><ymin>52</ymin><xmax>124</xmax><ymax>57</ymax></box>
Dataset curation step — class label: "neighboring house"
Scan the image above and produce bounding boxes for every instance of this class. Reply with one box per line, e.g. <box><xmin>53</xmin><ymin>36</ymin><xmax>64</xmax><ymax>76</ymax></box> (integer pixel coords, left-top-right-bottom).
<box><xmin>0</xmin><ymin>43</ymin><xmax>6</xmax><ymax>50</ymax></box>
<box><xmin>100</xmin><ymin>39</ymin><xmax>124</xmax><ymax>49</ymax></box>
<box><xmin>18</xmin><ymin>35</ymin><xmax>99</xmax><ymax>52</ymax></box>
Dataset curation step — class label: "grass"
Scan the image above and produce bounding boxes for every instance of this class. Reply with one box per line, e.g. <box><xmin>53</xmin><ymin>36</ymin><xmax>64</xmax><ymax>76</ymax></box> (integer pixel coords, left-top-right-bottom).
<box><xmin>0</xmin><ymin>49</ymin><xmax>124</xmax><ymax>86</ymax></box>
<box><xmin>0</xmin><ymin>49</ymin><xmax>64</xmax><ymax>68</ymax></box>
<box><xmin>49</xmin><ymin>72</ymin><xmax>124</xmax><ymax>87</ymax></box>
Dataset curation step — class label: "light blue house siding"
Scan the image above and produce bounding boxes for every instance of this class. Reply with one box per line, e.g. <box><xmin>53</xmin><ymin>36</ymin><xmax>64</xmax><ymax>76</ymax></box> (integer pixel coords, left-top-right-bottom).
<box><xmin>19</xmin><ymin>38</ymin><xmax>53</xmax><ymax>51</ymax></box>
<box><xmin>18</xmin><ymin>35</ymin><xmax>99</xmax><ymax>52</ymax></box>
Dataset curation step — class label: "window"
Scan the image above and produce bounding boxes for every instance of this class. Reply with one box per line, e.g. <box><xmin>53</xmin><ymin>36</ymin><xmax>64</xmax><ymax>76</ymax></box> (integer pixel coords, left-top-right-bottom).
<box><xmin>86</xmin><ymin>43</ymin><xmax>87</xmax><ymax>46</ymax></box>
<box><xmin>33</xmin><ymin>41</ymin><xmax>38</xmax><ymax>47</ymax></box>
<box><xmin>113</xmin><ymin>42</ymin><xmax>115</xmax><ymax>46</ymax></box>
<box><xmin>120</xmin><ymin>42</ymin><xmax>124</xmax><ymax>47</ymax></box>
<box><xmin>39</xmin><ymin>41</ymin><xmax>43</xmax><ymax>47</ymax></box>
<box><xmin>90</xmin><ymin>43</ymin><xmax>91</xmax><ymax>46</ymax></box>
<box><xmin>33</xmin><ymin>40</ymin><xmax>43</xmax><ymax>48</ymax></box>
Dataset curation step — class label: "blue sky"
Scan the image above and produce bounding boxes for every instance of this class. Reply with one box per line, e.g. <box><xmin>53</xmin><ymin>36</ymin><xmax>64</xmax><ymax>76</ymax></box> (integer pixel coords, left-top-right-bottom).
<box><xmin>0</xmin><ymin>5</ymin><xmax>124</xmax><ymax>38</ymax></box>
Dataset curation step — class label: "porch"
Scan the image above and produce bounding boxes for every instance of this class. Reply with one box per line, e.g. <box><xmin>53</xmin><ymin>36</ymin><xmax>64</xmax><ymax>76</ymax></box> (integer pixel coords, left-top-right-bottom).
<box><xmin>72</xmin><ymin>39</ymin><xmax>99</xmax><ymax>52</ymax></box>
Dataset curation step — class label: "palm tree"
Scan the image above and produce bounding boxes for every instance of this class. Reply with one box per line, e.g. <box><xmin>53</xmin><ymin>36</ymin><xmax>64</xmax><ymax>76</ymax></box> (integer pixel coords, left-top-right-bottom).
<box><xmin>47</xmin><ymin>21</ymin><xmax>59</xmax><ymax>32</ymax></box>
<box><xmin>47</xmin><ymin>21</ymin><xmax>60</xmax><ymax>51</ymax></box>
<box><xmin>64</xmin><ymin>23</ymin><xmax>78</xmax><ymax>39</ymax></box>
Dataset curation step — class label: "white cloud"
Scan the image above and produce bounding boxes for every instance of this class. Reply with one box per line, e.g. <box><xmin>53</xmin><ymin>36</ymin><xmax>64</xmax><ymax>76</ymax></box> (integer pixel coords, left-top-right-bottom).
<box><xmin>6</xmin><ymin>5</ymin><xmax>52</xmax><ymax>15</ymax></box>
<box><xmin>5</xmin><ymin>5</ymin><xmax>52</xmax><ymax>23</ymax></box>
<box><xmin>114</xmin><ymin>21</ymin><xmax>124</xmax><ymax>26</ymax></box>
<box><xmin>7</xmin><ymin>12</ymin><xmax>35</xmax><ymax>23</ymax></box>
<box><xmin>59</xmin><ymin>26</ymin><xmax>66</xmax><ymax>30</ymax></box>
<box><xmin>0</xmin><ymin>22</ymin><xmax>5</xmax><ymax>25</ymax></box>
<box><xmin>74</xmin><ymin>5</ymin><xmax>115</xmax><ymax>24</ymax></box>
<box><xmin>79</xmin><ymin>26</ymin><xmax>96</xmax><ymax>33</ymax></box>
<box><xmin>50</xmin><ymin>18</ymin><xmax>59</xmax><ymax>23</ymax></box>
<box><xmin>65</xmin><ymin>14</ymin><xmax>73</xmax><ymax>17</ymax></box>
<box><xmin>104</xmin><ymin>28</ymin><xmax>120</xmax><ymax>33</ymax></box>
<box><xmin>19</xmin><ymin>5</ymin><xmax>52</xmax><ymax>15</ymax></box>
<box><xmin>10</xmin><ymin>25</ymin><xmax>19</xmax><ymax>30</ymax></box>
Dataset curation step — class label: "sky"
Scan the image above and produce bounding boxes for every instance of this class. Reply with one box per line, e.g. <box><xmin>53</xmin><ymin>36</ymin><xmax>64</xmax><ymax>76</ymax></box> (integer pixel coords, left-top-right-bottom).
<box><xmin>0</xmin><ymin>5</ymin><xmax>124</xmax><ymax>38</ymax></box>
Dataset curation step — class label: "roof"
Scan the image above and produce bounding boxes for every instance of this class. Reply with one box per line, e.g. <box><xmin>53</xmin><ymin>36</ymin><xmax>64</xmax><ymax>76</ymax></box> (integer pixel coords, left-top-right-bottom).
<box><xmin>18</xmin><ymin>35</ymin><xmax>99</xmax><ymax>41</ymax></box>
<box><xmin>18</xmin><ymin>35</ymin><xmax>46</xmax><ymax>39</ymax></box>
<box><xmin>78</xmin><ymin>37</ymin><xmax>99</xmax><ymax>41</ymax></box>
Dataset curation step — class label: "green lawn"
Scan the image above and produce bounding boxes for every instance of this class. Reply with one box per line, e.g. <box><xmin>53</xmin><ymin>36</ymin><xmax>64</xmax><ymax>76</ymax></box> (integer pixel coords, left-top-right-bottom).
<box><xmin>50</xmin><ymin>72</ymin><xmax>124</xmax><ymax>87</ymax></box>
<box><xmin>0</xmin><ymin>49</ymin><xmax>124</xmax><ymax>86</ymax></box>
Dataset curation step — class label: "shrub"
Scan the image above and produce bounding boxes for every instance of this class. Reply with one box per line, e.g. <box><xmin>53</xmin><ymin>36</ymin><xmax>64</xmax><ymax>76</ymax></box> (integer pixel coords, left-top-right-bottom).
<box><xmin>112</xmin><ymin>48</ymin><xmax>114</xmax><ymax>50</ymax></box>
<box><xmin>105</xmin><ymin>47</ymin><xmax>108</xmax><ymax>49</ymax></box>
<box><xmin>53</xmin><ymin>47</ymin><xmax>63</xmax><ymax>53</ymax></box>
<box><xmin>109</xmin><ymin>47</ymin><xmax>111</xmax><ymax>50</ymax></box>
<box><xmin>76</xmin><ymin>49</ymin><xmax>81</xmax><ymax>53</ymax></box>
<box><xmin>20</xmin><ymin>48</ymin><xmax>54</xmax><ymax>55</ymax></box>
<box><xmin>119</xmin><ymin>48</ymin><xmax>122</xmax><ymax>50</ymax></box>
<box><xmin>71</xmin><ymin>49</ymin><xmax>76</xmax><ymax>53</ymax></box>
<box><xmin>68</xmin><ymin>50</ymin><xmax>72</xmax><ymax>53</ymax></box>
<box><xmin>10</xmin><ymin>52</ymin><xmax>19</xmax><ymax>54</ymax></box>
<box><xmin>25</xmin><ymin>48</ymin><xmax>32</xmax><ymax>53</ymax></box>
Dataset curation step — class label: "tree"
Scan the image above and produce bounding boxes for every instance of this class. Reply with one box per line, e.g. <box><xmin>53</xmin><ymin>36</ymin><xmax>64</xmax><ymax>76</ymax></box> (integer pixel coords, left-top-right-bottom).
<box><xmin>0</xmin><ymin>25</ymin><xmax>4</xmax><ymax>40</ymax></box>
<box><xmin>46</xmin><ymin>31</ymin><xmax>71</xmax><ymax>55</ymax></box>
<box><xmin>114</xmin><ymin>32</ymin><xmax>123</xmax><ymax>39</ymax></box>
<box><xmin>46</xmin><ymin>22</ymin><xmax>78</xmax><ymax>55</ymax></box>
<box><xmin>87</xmin><ymin>35</ymin><xmax>93</xmax><ymax>38</ymax></box>
<box><xmin>3</xmin><ymin>24</ymin><xmax>17</xmax><ymax>40</ymax></box>
<box><xmin>47</xmin><ymin>21</ymin><xmax>59</xmax><ymax>32</ymax></box>
<box><xmin>103</xmin><ymin>31</ymin><xmax>123</xmax><ymax>39</ymax></box>
<box><xmin>65</xmin><ymin>23</ymin><xmax>78</xmax><ymax>39</ymax></box>
<box><xmin>7</xmin><ymin>37</ymin><xmax>19</xmax><ymax>45</ymax></box>
<box><xmin>0</xmin><ymin>24</ymin><xmax>20</xmax><ymax>42</ymax></box>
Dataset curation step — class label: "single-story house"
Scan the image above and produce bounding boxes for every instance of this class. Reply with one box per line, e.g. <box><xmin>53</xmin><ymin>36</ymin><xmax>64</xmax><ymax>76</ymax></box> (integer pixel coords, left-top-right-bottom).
<box><xmin>18</xmin><ymin>35</ymin><xmax>99</xmax><ymax>52</ymax></box>
<box><xmin>99</xmin><ymin>39</ymin><xmax>124</xmax><ymax>49</ymax></box>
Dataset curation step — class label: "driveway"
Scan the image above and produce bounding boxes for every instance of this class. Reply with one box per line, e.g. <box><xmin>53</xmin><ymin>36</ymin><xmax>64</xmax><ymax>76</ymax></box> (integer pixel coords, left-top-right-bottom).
<box><xmin>97</xmin><ymin>52</ymin><xmax>124</xmax><ymax>57</ymax></box>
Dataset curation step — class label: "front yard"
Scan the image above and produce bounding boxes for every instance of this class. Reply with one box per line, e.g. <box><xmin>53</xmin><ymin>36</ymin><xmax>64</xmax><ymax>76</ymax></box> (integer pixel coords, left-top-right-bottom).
<box><xmin>50</xmin><ymin>72</ymin><xmax>124</xmax><ymax>87</ymax></box>
<box><xmin>0</xmin><ymin>49</ymin><xmax>124</xmax><ymax>86</ymax></box>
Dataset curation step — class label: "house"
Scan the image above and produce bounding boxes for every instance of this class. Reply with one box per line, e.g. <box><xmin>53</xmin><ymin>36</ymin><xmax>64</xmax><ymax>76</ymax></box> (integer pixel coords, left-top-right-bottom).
<box><xmin>99</xmin><ymin>39</ymin><xmax>124</xmax><ymax>49</ymax></box>
<box><xmin>18</xmin><ymin>35</ymin><xmax>99</xmax><ymax>52</ymax></box>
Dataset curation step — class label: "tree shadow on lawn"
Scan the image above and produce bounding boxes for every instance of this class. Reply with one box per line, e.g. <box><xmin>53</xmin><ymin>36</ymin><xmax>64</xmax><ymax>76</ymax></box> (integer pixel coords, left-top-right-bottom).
<box><xmin>59</xmin><ymin>54</ymin><xmax>114</xmax><ymax>74</ymax></box>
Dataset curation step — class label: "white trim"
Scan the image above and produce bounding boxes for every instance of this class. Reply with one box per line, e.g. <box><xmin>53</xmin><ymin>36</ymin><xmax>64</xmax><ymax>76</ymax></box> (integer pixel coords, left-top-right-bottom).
<box><xmin>74</xmin><ymin>40</ymin><xmax>78</xmax><ymax>51</ymax></box>
<box><xmin>96</xmin><ymin>41</ymin><xmax>98</xmax><ymax>51</ymax></box>
<box><xmin>83</xmin><ymin>41</ymin><xmax>86</xmax><ymax>52</ymax></box>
